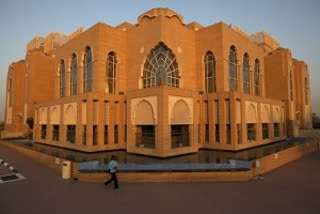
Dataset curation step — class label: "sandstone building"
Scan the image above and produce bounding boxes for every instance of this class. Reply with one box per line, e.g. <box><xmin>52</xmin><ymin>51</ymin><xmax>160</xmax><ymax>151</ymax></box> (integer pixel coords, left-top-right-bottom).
<box><xmin>3</xmin><ymin>8</ymin><xmax>312</xmax><ymax>157</ymax></box>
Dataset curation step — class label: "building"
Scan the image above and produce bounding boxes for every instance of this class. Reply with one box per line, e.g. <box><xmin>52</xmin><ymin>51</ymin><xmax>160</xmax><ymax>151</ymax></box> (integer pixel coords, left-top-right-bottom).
<box><xmin>3</xmin><ymin>8</ymin><xmax>312</xmax><ymax>157</ymax></box>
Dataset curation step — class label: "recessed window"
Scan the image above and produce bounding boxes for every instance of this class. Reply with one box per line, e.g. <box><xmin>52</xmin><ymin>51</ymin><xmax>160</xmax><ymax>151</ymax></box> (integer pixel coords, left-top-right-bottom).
<box><xmin>41</xmin><ymin>125</ymin><xmax>47</xmax><ymax>139</ymax></box>
<box><xmin>106</xmin><ymin>52</ymin><xmax>117</xmax><ymax>94</ymax></box>
<box><xmin>304</xmin><ymin>78</ymin><xmax>308</xmax><ymax>104</ymax></box>
<box><xmin>136</xmin><ymin>125</ymin><xmax>155</xmax><ymax>149</ymax></box>
<box><xmin>274</xmin><ymin>123</ymin><xmax>280</xmax><ymax>137</ymax></box>
<box><xmin>243</xmin><ymin>53</ymin><xmax>250</xmax><ymax>94</ymax></box>
<box><xmin>290</xmin><ymin>71</ymin><xmax>294</xmax><ymax>101</ymax></box>
<box><xmin>114</xmin><ymin>125</ymin><xmax>118</xmax><ymax>144</ymax></box>
<box><xmin>93</xmin><ymin>125</ymin><xmax>98</xmax><ymax>146</ymax></box>
<box><xmin>104</xmin><ymin>125</ymin><xmax>108</xmax><ymax>145</ymax></box>
<box><xmin>67</xmin><ymin>125</ymin><xmax>76</xmax><ymax>144</ymax></box>
<box><xmin>247</xmin><ymin>124</ymin><xmax>256</xmax><ymax>142</ymax></box>
<box><xmin>262</xmin><ymin>123</ymin><xmax>269</xmax><ymax>139</ymax></box>
<box><xmin>70</xmin><ymin>54</ymin><xmax>78</xmax><ymax>95</ymax></box>
<box><xmin>229</xmin><ymin>45</ymin><xmax>237</xmax><ymax>92</ymax></box>
<box><xmin>52</xmin><ymin>125</ymin><xmax>59</xmax><ymax>141</ymax></box>
<box><xmin>60</xmin><ymin>60</ymin><xmax>66</xmax><ymax>97</ymax></box>
<box><xmin>83</xmin><ymin>47</ymin><xmax>93</xmax><ymax>93</ymax></box>
<box><xmin>204</xmin><ymin>51</ymin><xmax>216</xmax><ymax>93</ymax></box>
<box><xmin>254</xmin><ymin>59</ymin><xmax>260</xmax><ymax>96</ymax></box>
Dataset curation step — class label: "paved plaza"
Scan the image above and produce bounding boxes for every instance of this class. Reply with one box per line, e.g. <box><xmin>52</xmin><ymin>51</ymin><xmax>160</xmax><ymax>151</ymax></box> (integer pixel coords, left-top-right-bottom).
<box><xmin>0</xmin><ymin>143</ymin><xmax>319</xmax><ymax>214</ymax></box>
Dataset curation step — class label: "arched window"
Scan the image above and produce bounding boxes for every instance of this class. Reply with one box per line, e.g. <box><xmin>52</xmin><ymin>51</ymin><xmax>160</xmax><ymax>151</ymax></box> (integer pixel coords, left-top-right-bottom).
<box><xmin>83</xmin><ymin>47</ymin><xmax>93</xmax><ymax>93</ymax></box>
<box><xmin>289</xmin><ymin>71</ymin><xmax>293</xmax><ymax>101</ymax></box>
<box><xmin>70</xmin><ymin>54</ymin><xmax>78</xmax><ymax>95</ymax></box>
<box><xmin>204</xmin><ymin>51</ymin><xmax>216</xmax><ymax>93</ymax></box>
<box><xmin>305</xmin><ymin>78</ymin><xmax>308</xmax><ymax>104</ymax></box>
<box><xmin>106</xmin><ymin>52</ymin><xmax>117</xmax><ymax>94</ymax></box>
<box><xmin>254</xmin><ymin>59</ymin><xmax>260</xmax><ymax>96</ymax></box>
<box><xmin>142</xmin><ymin>43</ymin><xmax>179</xmax><ymax>88</ymax></box>
<box><xmin>229</xmin><ymin>46</ymin><xmax>237</xmax><ymax>91</ymax></box>
<box><xmin>60</xmin><ymin>60</ymin><xmax>66</xmax><ymax>97</ymax></box>
<box><xmin>242</xmin><ymin>53</ymin><xmax>250</xmax><ymax>94</ymax></box>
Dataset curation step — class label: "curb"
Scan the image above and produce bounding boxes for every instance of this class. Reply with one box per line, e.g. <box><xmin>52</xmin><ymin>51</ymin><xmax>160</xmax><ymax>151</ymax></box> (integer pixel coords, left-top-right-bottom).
<box><xmin>0</xmin><ymin>158</ymin><xmax>19</xmax><ymax>173</ymax></box>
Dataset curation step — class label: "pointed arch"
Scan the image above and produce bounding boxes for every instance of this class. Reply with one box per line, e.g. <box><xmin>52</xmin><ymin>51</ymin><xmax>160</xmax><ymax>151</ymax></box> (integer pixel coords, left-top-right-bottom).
<box><xmin>247</xmin><ymin>104</ymin><xmax>257</xmax><ymax>123</ymax></box>
<box><xmin>134</xmin><ymin>100</ymin><xmax>155</xmax><ymax>124</ymax></box>
<box><xmin>64</xmin><ymin>104</ymin><xmax>76</xmax><ymax>124</ymax></box>
<box><xmin>171</xmin><ymin>100</ymin><xmax>191</xmax><ymax>124</ymax></box>
<box><xmin>261</xmin><ymin>106</ymin><xmax>270</xmax><ymax>123</ymax></box>
<box><xmin>273</xmin><ymin>107</ymin><xmax>280</xmax><ymax>123</ymax></box>
<box><xmin>204</xmin><ymin>51</ymin><xmax>216</xmax><ymax>93</ymax></box>
<box><xmin>142</xmin><ymin>42</ymin><xmax>180</xmax><ymax>88</ymax></box>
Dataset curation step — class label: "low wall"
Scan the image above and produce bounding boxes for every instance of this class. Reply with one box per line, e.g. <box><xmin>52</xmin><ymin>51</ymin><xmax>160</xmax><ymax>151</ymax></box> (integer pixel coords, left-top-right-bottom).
<box><xmin>252</xmin><ymin>139</ymin><xmax>319</xmax><ymax>175</ymax></box>
<box><xmin>1</xmin><ymin>139</ymin><xmax>319</xmax><ymax>182</ymax></box>
<box><xmin>73</xmin><ymin>165</ymin><xmax>254</xmax><ymax>182</ymax></box>
<box><xmin>0</xmin><ymin>140</ymin><xmax>66</xmax><ymax>173</ymax></box>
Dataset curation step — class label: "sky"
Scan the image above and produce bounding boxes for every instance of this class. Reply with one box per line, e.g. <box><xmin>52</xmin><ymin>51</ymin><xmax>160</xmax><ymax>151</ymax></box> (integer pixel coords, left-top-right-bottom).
<box><xmin>0</xmin><ymin>0</ymin><xmax>319</xmax><ymax>122</ymax></box>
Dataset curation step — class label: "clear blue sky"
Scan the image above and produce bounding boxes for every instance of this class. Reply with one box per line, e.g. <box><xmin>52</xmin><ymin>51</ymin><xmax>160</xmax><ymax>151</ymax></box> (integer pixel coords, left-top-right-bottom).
<box><xmin>0</xmin><ymin>0</ymin><xmax>319</xmax><ymax>122</ymax></box>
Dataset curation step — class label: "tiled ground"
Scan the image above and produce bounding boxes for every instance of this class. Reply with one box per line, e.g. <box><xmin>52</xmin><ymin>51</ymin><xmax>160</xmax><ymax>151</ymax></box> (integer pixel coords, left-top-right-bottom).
<box><xmin>0</xmin><ymin>142</ymin><xmax>319</xmax><ymax>214</ymax></box>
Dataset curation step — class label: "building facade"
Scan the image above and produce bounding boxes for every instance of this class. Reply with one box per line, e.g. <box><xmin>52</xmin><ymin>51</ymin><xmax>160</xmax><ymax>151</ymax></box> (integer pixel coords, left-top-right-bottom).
<box><xmin>3</xmin><ymin>8</ymin><xmax>312</xmax><ymax>157</ymax></box>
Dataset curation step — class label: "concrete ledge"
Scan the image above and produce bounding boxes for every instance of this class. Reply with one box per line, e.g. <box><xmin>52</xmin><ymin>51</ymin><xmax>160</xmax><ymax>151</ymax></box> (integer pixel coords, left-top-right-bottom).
<box><xmin>1</xmin><ymin>139</ymin><xmax>319</xmax><ymax>182</ymax></box>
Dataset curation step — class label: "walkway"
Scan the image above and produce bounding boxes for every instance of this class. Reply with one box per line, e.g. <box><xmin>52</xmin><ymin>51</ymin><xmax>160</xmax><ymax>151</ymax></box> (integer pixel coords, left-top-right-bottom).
<box><xmin>0</xmin><ymin>143</ymin><xmax>319</xmax><ymax>214</ymax></box>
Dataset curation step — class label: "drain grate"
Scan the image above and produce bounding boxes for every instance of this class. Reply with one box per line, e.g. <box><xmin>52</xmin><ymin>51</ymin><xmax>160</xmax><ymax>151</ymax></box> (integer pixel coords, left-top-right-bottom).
<box><xmin>0</xmin><ymin>173</ymin><xmax>25</xmax><ymax>184</ymax></box>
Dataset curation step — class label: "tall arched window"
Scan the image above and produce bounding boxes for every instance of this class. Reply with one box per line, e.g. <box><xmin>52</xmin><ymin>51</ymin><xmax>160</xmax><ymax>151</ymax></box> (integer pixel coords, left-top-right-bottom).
<box><xmin>289</xmin><ymin>71</ymin><xmax>293</xmax><ymax>101</ymax></box>
<box><xmin>60</xmin><ymin>60</ymin><xmax>66</xmax><ymax>97</ymax></box>
<box><xmin>254</xmin><ymin>59</ymin><xmax>260</xmax><ymax>96</ymax></box>
<box><xmin>143</xmin><ymin>42</ymin><xmax>179</xmax><ymax>88</ymax></box>
<box><xmin>204</xmin><ymin>51</ymin><xmax>216</xmax><ymax>93</ymax></box>
<box><xmin>106</xmin><ymin>52</ymin><xmax>117</xmax><ymax>94</ymax></box>
<box><xmin>229</xmin><ymin>46</ymin><xmax>237</xmax><ymax>91</ymax></box>
<box><xmin>83</xmin><ymin>47</ymin><xmax>93</xmax><ymax>93</ymax></box>
<box><xmin>305</xmin><ymin>78</ymin><xmax>308</xmax><ymax>104</ymax></box>
<box><xmin>70</xmin><ymin>54</ymin><xmax>78</xmax><ymax>95</ymax></box>
<box><xmin>243</xmin><ymin>53</ymin><xmax>250</xmax><ymax>94</ymax></box>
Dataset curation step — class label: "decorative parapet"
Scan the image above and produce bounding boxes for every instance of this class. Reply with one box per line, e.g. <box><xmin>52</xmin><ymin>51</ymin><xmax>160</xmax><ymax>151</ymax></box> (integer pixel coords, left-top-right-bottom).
<box><xmin>231</xmin><ymin>25</ymin><xmax>250</xmax><ymax>39</ymax></box>
<box><xmin>44</xmin><ymin>32</ymin><xmax>68</xmax><ymax>53</ymax></box>
<box><xmin>26</xmin><ymin>36</ymin><xmax>44</xmax><ymax>51</ymax></box>
<box><xmin>250</xmin><ymin>31</ymin><xmax>280</xmax><ymax>51</ymax></box>
<box><xmin>26</xmin><ymin>27</ymin><xmax>84</xmax><ymax>53</ymax></box>
<box><xmin>68</xmin><ymin>26</ymin><xmax>84</xmax><ymax>41</ymax></box>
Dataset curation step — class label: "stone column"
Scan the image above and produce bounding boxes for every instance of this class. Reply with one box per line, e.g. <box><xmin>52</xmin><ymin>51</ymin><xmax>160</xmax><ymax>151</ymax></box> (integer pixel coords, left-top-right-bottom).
<box><xmin>256</xmin><ymin>103</ymin><xmax>262</xmax><ymax>141</ymax></box>
<box><xmin>60</xmin><ymin>104</ymin><xmax>66</xmax><ymax>144</ymax></box>
<box><xmin>108</xmin><ymin>101</ymin><xmax>115</xmax><ymax>145</ymax></box>
<box><xmin>86</xmin><ymin>99</ymin><xmax>93</xmax><ymax>148</ymax></box>
<box><xmin>98</xmin><ymin>100</ymin><xmax>104</xmax><ymax>148</ymax></box>
<box><xmin>230</xmin><ymin>95</ymin><xmax>237</xmax><ymax>147</ymax></box>
<box><xmin>219</xmin><ymin>96</ymin><xmax>226</xmax><ymax>145</ymax></box>
<box><xmin>241</xmin><ymin>99</ymin><xmax>247</xmax><ymax>144</ymax></box>
<box><xmin>118</xmin><ymin>100</ymin><xmax>125</xmax><ymax>146</ymax></box>
<box><xmin>66</xmin><ymin>67</ymin><xmax>71</xmax><ymax>96</ymax></box>
<box><xmin>208</xmin><ymin>97</ymin><xmax>214</xmax><ymax>145</ymax></box>
<box><xmin>76</xmin><ymin>100</ymin><xmax>82</xmax><ymax>146</ymax></box>
<box><xmin>47</xmin><ymin>107</ymin><xmax>52</xmax><ymax>141</ymax></box>
<box><xmin>270</xmin><ymin>105</ymin><xmax>274</xmax><ymax>138</ymax></box>
<box><xmin>250</xmin><ymin>70</ymin><xmax>254</xmax><ymax>96</ymax></box>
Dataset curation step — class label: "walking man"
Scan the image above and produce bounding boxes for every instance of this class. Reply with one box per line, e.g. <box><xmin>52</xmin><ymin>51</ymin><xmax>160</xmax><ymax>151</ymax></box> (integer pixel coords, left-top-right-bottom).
<box><xmin>104</xmin><ymin>155</ymin><xmax>119</xmax><ymax>189</ymax></box>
